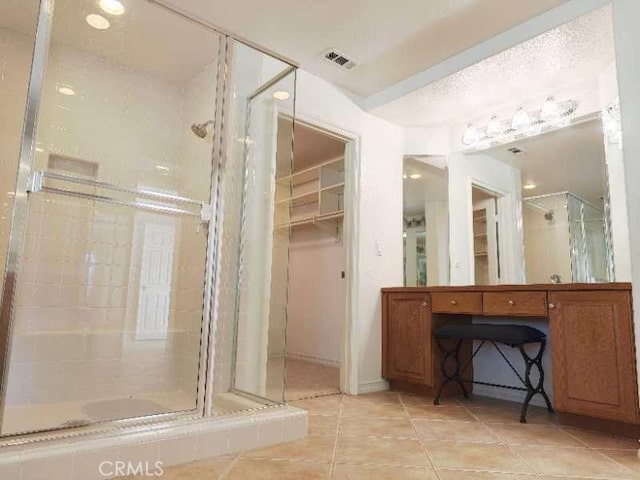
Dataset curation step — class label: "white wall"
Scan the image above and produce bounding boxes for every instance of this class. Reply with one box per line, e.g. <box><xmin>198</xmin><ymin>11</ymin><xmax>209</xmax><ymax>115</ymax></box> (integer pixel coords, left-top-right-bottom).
<box><xmin>295</xmin><ymin>71</ymin><xmax>404</xmax><ymax>393</ymax></box>
<box><xmin>447</xmin><ymin>152</ymin><xmax>524</xmax><ymax>285</ymax></box>
<box><xmin>287</xmin><ymin>227</ymin><xmax>346</xmax><ymax>365</ymax></box>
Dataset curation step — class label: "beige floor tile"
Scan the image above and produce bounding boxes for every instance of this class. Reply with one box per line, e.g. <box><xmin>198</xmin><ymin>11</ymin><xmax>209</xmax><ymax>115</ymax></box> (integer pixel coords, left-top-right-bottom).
<box><xmin>468</xmin><ymin>406</ymin><xmax>552</xmax><ymax>425</ymax></box>
<box><xmin>342</xmin><ymin>391</ymin><xmax>402</xmax><ymax>404</ymax></box>
<box><xmin>336</xmin><ymin>436</ymin><xmax>430</xmax><ymax>466</ymax></box>
<box><xmin>407</xmin><ymin>405</ymin><xmax>478</xmax><ymax>422</ymax></box>
<box><xmin>437</xmin><ymin>470</ymin><xmax>539</xmax><ymax>480</ymax></box>
<box><xmin>245</xmin><ymin>434</ymin><xmax>336</xmax><ymax>462</ymax></box>
<box><xmin>413</xmin><ymin>419</ymin><xmax>500</xmax><ymax>443</ymax></box>
<box><xmin>512</xmin><ymin>445</ymin><xmax>636</xmax><ymax>478</ymax></box>
<box><xmin>339</xmin><ymin>416</ymin><xmax>416</xmax><ymax>438</ymax></box>
<box><xmin>561</xmin><ymin>427</ymin><xmax>640</xmax><ymax>450</ymax></box>
<box><xmin>341</xmin><ymin>400</ymin><xmax>408</xmax><ymax>418</ymax></box>
<box><xmin>285</xmin><ymin>359</ymin><xmax>340</xmax><ymax>401</ymax></box>
<box><xmin>222</xmin><ymin>458</ymin><xmax>330</xmax><ymax>479</ymax></box>
<box><xmin>308</xmin><ymin>414</ymin><xmax>340</xmax><ymax>435</ymax></box>
<box><xmin>290</xmin><ymin>395</ymin><xmax>342</xmax><ymax>416</ymax></box>
<box><xmin>486</xmin><ymin>423</ymin><xmax>585</xmax><ymax>447</ymax></box>
<box><xmin>423</xmin><ymin>441</ymin><xmax>533</xmax><ymax>473</ymax></box>
<box><xmin>596</xmin><ymin>449</ymin><xmax>640</xmax><ymax>474</ymax></box>
<box><xmin>399</xmin><ymin>393</ymin><xmax>448</xmax><ymax>406</ymax></box>
<box><xmin>333</xmin><ymin>463</ymin><xmax>438</xmax><ymax>479</ymax></box>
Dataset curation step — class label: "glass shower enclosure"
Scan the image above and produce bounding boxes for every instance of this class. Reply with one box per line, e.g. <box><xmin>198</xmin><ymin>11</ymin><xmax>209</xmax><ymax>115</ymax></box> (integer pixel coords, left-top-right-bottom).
<box><xmin>523</xmin><ymin>192</ymin><xmax>613</xmax><ymax>283</ymax></box>
<box><xmin>0</xmin><ymin>0</ymin><xmax>295</xmax><ymax>438</ymax></box>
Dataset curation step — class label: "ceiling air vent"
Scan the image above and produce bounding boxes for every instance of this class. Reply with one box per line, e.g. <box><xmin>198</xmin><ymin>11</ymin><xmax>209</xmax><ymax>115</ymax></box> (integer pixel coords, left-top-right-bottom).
<box><xmin>323</xmin><ymin>48</ymin><xmax>357</xmax><ymax>71</ymax></box>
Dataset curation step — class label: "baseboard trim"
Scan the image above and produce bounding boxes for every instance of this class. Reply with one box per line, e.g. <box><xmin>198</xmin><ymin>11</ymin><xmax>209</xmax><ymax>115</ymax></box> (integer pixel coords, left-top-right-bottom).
<box><xmin>358</xmin><ymin>379</ymin><xmax>389</xmax><ymax>394</ymax></box>
<box><xmin>287</xmin><ymin>352</ymin><xmax>340</xmax><ymax>368</ymax></box>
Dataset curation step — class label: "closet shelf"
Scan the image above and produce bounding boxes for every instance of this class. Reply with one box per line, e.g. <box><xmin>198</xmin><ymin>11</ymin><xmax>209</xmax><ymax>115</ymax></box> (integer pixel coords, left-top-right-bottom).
<box><xmin>320</xmin><ymin>182</ymin><xmax>345</xmax><ymax>194</ymax></box>
<box><xmin>276</xmin><ymin>190</ymin><xmax>318</xmax><ymax>206</ymax></box>
<box><xmin>275</xmin><ymin>211</ymin><xmax>344</xmax><ymax>235</ymax></box>
<box><xmin>276</xmin><ymin>155</ymin><xmax>344</xmax><ymax>186</ymax></box>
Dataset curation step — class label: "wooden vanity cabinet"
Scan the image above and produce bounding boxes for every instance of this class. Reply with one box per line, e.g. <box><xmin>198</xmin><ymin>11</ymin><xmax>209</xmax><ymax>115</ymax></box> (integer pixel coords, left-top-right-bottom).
<box><xmin>549</xmin><ymin>290</ymin><xmax>639</xmax><ymax>424</ymax></box>
<box><xmin>382</xmin><ymin>284</ymin><xmax>639</xmax><ymax>430</ymax></box>
<box><xmin>381</xmin><ymin>292</ymin><xmax>433</xmax><ymax>385</ymax></box>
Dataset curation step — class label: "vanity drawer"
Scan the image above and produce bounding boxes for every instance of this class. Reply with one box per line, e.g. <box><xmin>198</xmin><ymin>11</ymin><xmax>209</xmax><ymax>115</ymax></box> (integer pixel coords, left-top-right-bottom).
<box><xmin>483</xmin><ymin>291</ymin><xmax>547</xmax><ymax>316</ymax></box>
<box><xmin>431</xmin><ymin>292</ymin><xmax>483</xmax><ymax>314</ymax></box>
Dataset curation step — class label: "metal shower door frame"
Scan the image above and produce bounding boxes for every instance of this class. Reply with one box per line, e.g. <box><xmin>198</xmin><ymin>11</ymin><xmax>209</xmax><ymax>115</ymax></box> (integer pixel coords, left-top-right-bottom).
<box><xmin>0</xmin><ymin>0</ymin><xmax>233</xmax><ymax>440</ymax></box>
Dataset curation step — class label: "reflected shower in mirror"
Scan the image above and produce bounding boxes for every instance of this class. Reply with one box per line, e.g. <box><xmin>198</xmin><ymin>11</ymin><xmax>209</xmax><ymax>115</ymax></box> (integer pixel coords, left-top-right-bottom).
<box><xmin>485</xmin><ymin>118</ymin><xmax>612</xmax><ymax>284</ymax></box>
<box><xmin>402</xmin><ymin>157</ymin><xmax>449</xmax><ymax>286</ymax></box>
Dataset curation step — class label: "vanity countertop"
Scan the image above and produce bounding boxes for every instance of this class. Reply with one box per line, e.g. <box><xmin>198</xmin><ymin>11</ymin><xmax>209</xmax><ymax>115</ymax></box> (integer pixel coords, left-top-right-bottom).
<box><xmin>381</xmin><ymin>283</ymin><xmax>632</xmax><ymax>293</ymax></box>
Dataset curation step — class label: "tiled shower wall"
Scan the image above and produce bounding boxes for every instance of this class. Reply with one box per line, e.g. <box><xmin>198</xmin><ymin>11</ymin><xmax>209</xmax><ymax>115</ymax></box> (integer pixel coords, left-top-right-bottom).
<box><xmin>1</xmin><ymin>26</ymin><xmax>217</xmax><ymax>418</ymax></box>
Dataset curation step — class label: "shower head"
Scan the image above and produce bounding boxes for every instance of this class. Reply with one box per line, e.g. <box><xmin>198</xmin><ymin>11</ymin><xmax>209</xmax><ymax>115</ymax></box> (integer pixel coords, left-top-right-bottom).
<box><xmin>545</xmin><ymin>210</ymin><xmax>554</xmax><ymax>221</ymax></box>
<box><xmin>191</xmin><ymin>120</ymin><xmax>214</xmax><ymax>139</ymax></box>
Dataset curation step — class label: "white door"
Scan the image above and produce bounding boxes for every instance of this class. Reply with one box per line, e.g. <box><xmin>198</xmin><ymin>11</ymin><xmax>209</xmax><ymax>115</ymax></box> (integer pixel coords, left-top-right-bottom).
<box><xmin>136</xmin><ymin>219</ymin><xmax>176</xmax><ymax>340</ymax></box>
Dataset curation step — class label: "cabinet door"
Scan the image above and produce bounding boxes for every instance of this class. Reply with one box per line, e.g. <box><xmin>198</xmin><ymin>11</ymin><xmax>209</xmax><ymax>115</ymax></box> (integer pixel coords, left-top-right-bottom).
<box><xmin>382</xmin><ymin>293</ymin><xmax>432</xmax><ymax>385</ymax></box>
<box><xmin>549</xmin><ymin>291</ymin><xmax>639</xmax><ymax>424</ymax></box>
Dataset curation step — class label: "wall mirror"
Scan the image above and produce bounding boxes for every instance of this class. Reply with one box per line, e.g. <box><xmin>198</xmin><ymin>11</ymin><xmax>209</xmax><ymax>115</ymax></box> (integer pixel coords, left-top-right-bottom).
<box><xmin>402</xmin><ymin>156</ymin><xmax>449</xmax><ymax>286</ymax></box>
<box><xmin>399</xmin><ymin>5</ymin><xmax>626</xmax><ymax>286</ymax></box>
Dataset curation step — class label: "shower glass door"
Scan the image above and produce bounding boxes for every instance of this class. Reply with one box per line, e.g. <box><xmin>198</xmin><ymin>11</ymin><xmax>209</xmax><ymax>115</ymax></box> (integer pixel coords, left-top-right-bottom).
<box><xmin>0</xmin><ymin>0</ymin><xmax>223</xmax><ymax>436</ymax></box>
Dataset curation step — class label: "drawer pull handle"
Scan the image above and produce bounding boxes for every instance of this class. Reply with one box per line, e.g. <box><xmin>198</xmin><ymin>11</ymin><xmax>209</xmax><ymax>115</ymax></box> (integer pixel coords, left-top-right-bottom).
<box><xmin>508</xmin><ymin>300</ymin><xmax>515</xmax><ymax>306</ymax></box>
<box><xmin>549</xmin><ymin>303</ymin><xmax>556</xmax><ymax>309</ymax></box>
<box><xmin>450</xmin><ymin>300</ymin><xmax>457</xmax><ymax>306</ymax></box>
<box><xmin>422</xmin><ymin>302</ymin><xmax>429</xmax><ymax>307</ymax></box>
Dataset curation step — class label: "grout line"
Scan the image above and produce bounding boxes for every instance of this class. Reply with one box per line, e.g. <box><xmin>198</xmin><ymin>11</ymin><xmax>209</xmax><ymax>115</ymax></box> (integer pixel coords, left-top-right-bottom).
<box><xmin>327</xmin><ymin>394</ymin><xmax>344</xmax><ymax>480</ymax></box>
<box><xmin>217</xmin><ymin>454</ymin><xmax>241</xmax><ymax>480</ymax></box>
<box><xmin>397</xmin><ymin>391</ymin><xmax>443</xmax><ymax>479</ymax></box>
<box><xmin>456</xmin><ymin>398</ymin><xmax>546</xmax><ymax>480</ymax></box>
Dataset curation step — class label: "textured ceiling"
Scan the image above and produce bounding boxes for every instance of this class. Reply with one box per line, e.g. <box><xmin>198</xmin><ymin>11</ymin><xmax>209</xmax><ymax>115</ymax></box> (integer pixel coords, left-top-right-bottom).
<box><xmin>372</xmin><ymin>6</ymin><xmax>615</xmax><ymax>127</ymax></box>
<box><xmin>167</xmin><ymin>0</ymin><xmax>565</xmax><ymax>96</ymax></box>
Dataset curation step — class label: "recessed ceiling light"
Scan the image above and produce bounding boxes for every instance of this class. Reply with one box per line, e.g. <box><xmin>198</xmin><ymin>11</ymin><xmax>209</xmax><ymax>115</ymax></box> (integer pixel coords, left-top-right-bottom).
<box><xmin>57</xmin><ymin>86</ymin><xmax>75</xmax><ymax>96</ymax></box>
<box><xmin>86</xmin><ymin>13</ymin><xmax>110</xmax><ymax>30</ymax></box>
<box><xmin>523</xmin><ymin>182</ymin><xmax>537</xmax><ymax>190</ymax></box>
<box><xmin>409</xmin><ymin>173</ymin><xmax>422</xmax><ymax>179</ymax></box>
<box><xmin>273</xmin><ymin>91</ymin><xmax>290</xmax><ymax>100</ymax></box>
<box><xmin>156</xmin><ymin>165</ymin><xmax>170</xmax><ymax>172</ymax></box>
<box><xmin>99</xmin><ymin>0</ymin><xmax>125</xmax><ymax>15</ymax></box>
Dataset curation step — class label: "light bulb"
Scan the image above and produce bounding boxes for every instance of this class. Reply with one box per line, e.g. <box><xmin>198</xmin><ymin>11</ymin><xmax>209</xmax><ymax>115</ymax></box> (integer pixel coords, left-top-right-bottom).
<box><xmin>273</xmin><ymin>91</ymin><xmax>290</xmax><ymax>100</ymax></box>
<box><xmin>512</xmin><ymin>107</ymin><xmax>532</xmax><ymax>132</ymax></box>
<box><xmin>86</xmin><ymin>13</ymin><xmax>110</xmax><ymax>29</ymax></box>
<box><xmin>99</xmin><ymin>0</ymin><xmax>125</xmax><ymax>16</ymax></box>
<box><xmin>486</xmin><ymin>116</ymin><xmax>503</xmax><ymax>138</ymax></box>
<box><xmin>540</xmin><ymin>97</ymin><xmax>560</xmax><ymax>123</ymax></box>
<box><xmin>462</xmin><ymin>123</ymin><xmax>480</xmax><ymax>146</ymax></box>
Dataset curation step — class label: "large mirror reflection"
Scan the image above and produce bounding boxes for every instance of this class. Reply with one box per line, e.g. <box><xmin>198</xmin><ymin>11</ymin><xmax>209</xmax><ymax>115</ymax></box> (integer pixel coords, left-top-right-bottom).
<box><xmin>401</xmin><ymin>5</ymin><xmax>624</xmax><ymax>287</ymax></box>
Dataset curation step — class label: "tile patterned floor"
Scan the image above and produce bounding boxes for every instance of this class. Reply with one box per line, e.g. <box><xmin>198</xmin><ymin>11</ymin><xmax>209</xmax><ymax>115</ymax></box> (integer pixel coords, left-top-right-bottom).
<box><xmin>123</xmin><ymin>392</ymin><xmax>640</xmax><ymax>479</ymax></box>
<box><xmin>285</xmin><ymin>358</ymin><xmax>340</xmax><ymax>401</ymax></box>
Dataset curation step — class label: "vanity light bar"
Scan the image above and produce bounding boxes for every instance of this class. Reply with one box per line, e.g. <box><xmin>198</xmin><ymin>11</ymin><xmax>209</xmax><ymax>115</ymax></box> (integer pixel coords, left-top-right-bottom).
<box><xmin>462</xmin><ymin>99</ymin><xmax>578</xmax><ymax>150</ymax></box>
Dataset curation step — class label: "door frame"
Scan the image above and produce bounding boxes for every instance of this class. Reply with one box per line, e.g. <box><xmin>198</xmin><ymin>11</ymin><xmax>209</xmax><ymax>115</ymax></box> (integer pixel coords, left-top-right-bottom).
<box><xmin>287</xmin><ymin>112</ymin><xmax>361</xmax><ymax>396</ymax></box>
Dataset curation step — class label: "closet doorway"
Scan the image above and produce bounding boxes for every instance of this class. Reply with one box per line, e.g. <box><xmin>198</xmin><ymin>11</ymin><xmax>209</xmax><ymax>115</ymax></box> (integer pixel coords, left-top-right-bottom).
<box><xmin>278</xmin><ymin>119</ymin><xmax>349</xmax><ymax>401</ymax></box>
